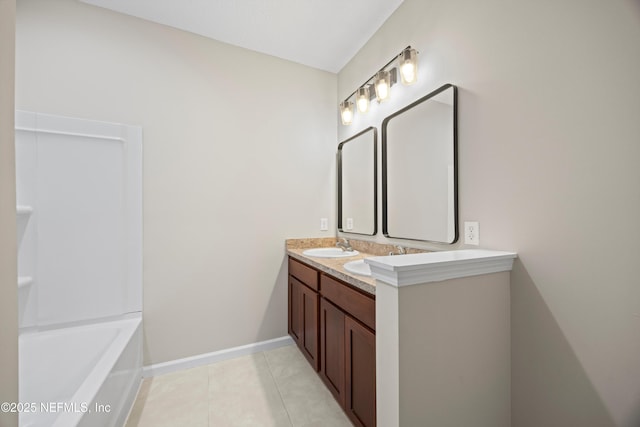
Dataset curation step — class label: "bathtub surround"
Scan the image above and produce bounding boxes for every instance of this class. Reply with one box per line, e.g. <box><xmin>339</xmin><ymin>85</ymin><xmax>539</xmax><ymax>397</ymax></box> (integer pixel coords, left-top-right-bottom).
<box><xmin>0</xmin><ymin>1</ymin><xmax>18</xmax><ymax>426</ymax></box>
<box><xmin>15</xmin><ymin>112</ymin><xmax>143</xmax><ymax>426</ymax></box>
<box><xmin>338</xmin><ymin>0</ymin><xmax>640</xmax><ymax>425</ymax></box>
<box><xmin>16</xmin><ymin>0</ymin><xmax>337</xmax><ymax>367</ymax></box>
<box><xmin>15</xmin><ymin>112</ymin><xmax>143</xmax><ymax>329</ymax></box>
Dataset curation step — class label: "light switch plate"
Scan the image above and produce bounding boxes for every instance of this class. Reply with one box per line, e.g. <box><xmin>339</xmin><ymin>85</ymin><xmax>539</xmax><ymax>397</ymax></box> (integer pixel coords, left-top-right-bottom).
<box><xmin>320</xmin><ymin>218</ymin><xmax>328</xmax><ymax>231</ymax></box>
<box><xmin>464</xmin><ymin>221</ymin><xmax>479</xmax><ymax>245</ymax></box>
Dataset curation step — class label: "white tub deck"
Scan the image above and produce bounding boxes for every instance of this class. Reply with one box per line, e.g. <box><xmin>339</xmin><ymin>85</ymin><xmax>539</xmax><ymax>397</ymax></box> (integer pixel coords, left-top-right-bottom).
<box><xmin>19</xmin><ymin>316</ymin><xmax>142</xmax><ymax>427</ymax></box>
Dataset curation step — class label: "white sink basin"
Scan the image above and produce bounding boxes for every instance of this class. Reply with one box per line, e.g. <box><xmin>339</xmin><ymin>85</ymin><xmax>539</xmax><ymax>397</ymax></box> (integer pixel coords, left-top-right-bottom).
<box><xmin>302</xmin><ymin>247</ymin><xmax>360</xmax><ymax>258</ymax></box>
<box><xmin>343</xmin><ymin>260</ymin><xmax>371</xmax><ymax>277</ymax></box>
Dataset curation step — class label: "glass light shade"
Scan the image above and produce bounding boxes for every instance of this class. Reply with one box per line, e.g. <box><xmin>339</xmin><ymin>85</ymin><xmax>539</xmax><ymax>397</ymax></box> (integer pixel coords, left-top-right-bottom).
<box><xmin>356</xmin><ymin>86</ymin><xmax>370</xmax><ymax>113</ymax></box>
<box><xmin>374</xmin><ymin>70</ymin><xmax>391</xmax><ymax>102</ymax></box>
<box><xmin>340</xmin><ymin>100</ymin><xmax>354</xmax><ymax>125</ymax></box>
<box><xmin>399</xmin><ymin>48</ymin><xmax>418</xmax><ymax>85</ymax></box>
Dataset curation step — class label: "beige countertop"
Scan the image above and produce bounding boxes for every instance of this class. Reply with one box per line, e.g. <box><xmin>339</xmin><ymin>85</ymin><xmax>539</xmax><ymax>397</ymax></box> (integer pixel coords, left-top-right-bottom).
<box><xmin>286</xmin><ymin>247</ymin><xmax>377</xmax><ymax>295</ymax></box>
<box><xmin>285</xmin><ymin>238</ymin><xmax>429</xmax><ymax>295</ymax></box>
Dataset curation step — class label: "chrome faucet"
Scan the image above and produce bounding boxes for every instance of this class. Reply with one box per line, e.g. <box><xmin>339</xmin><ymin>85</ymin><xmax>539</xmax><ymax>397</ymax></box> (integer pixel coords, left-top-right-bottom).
<box><xmin>336</xmin><ymin>238</ymin><xmax>354</xmax><ymax>252</ymax></box>
<box><xmin>388</xmin><ymin>245</ymin><xmax>406</xmax><ymax>256</ymax></box>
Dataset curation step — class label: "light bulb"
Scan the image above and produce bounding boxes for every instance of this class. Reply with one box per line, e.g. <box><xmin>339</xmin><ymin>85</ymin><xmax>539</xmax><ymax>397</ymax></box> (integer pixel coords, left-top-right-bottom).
<box><xmin>341</xmin><ymin>108</ymin><xmax>353</xmax><ymax>124</ymax></box>
<box><xmin>356</xmin><ymin>86</ymin><xmax>370</xmax><ymax>113</ymax></box>
<box><xmin>374</xmin><ymin>70</ymin><xmax>390</xmax><ymax>102</ymax></box>
<box><xmin>339</xmin><ymin>101</ymin><xmax>354</xmax><ymax>125</ymax></box>
<box><xmin>400</xmin><ymin>62</ymin><xmax>416</xmax><ymax>84</ymax></box>
<box><xmin>399</xmin><ymin>48</ymin><xmax>418</xmax><ymax>85</ymax></box>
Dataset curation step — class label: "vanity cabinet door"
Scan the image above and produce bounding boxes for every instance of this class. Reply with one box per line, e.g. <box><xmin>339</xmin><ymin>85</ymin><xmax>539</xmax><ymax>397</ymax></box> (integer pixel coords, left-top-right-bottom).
<box><xmin>300</xmin><ymin>282</ymin><xmax>320</xmax><ymax>370</ymax></box>
<box><xmin>345</xmin><ymin>316</ymin><xmax>376</xmax><ymax>427</ymax></box>
<box><xmin>289</xmin><ymin>276</ymin><xmax>320</xmax><ymax>371</ymax></box>
<box><xmin>320</xmin><ymin>297</ymin><xmax>346</xmax><ymax>407</ymax></box>
<box><xmin>289</xmin><ymin>277</ymin><xmax>302</xmax><ymax>343</ymax></box>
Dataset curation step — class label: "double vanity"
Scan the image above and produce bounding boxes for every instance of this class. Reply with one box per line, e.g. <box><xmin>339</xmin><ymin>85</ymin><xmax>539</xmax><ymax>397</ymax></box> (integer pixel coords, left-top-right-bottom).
<box><xmin>288</xmin><ymin>82</ymin><xmax>516</xmax><ymax>427</ymax></box>
<box><xmin>287</xmin><ymin>238</ymin><xmax>517</xmax><ymax>427</ymax></box>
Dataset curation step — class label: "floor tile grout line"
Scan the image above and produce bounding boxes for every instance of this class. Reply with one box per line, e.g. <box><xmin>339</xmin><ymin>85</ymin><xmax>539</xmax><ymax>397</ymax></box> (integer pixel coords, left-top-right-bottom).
<box><xmin>263</xmin><ymin>349</ymin><xmax>295</xmax><ymax>427</ymax></box>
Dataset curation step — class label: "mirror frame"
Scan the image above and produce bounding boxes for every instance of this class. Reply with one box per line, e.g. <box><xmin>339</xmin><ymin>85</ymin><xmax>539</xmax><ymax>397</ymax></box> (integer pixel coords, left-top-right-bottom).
<box><xmin>337</xmin><ymin>126</ymin><xmax>378</xmax><ymax>236</ymax></box>
<box><xmin>381</xmin><ymin>83</ymin><xmax>458</xmax><ymax>244</ymax></box>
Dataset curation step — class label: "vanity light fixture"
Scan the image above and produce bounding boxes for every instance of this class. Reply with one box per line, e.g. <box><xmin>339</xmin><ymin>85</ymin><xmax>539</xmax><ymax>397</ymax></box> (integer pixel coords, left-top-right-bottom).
<box><xmin>340</xmin><ymin>100</ymin><xmax>354</xmax><ymax>125</ymax></box>
<box><xmin>356</xmin><ymin>86</ymin><xmax>370</xmax><ymax>113</ymax></box>
<box><xmin>338</xmin><ymin>45</ymin><xmax>419</xmax><ymax>125</ymax></box>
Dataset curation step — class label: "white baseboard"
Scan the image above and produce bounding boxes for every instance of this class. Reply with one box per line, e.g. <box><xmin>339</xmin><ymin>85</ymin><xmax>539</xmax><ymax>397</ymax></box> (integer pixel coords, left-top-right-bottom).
<box><xmin>143</xmin><ymin>335</ymin><xmax>294</xmax><ymax>378</ymax></box>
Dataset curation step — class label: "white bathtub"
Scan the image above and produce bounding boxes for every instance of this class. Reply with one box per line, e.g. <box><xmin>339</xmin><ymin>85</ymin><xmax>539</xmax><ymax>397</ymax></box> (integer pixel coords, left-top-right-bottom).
<box><xmin>19</xmin><ymin>316</ymin><xmax>142</xmax><ymax>427</ymax></box>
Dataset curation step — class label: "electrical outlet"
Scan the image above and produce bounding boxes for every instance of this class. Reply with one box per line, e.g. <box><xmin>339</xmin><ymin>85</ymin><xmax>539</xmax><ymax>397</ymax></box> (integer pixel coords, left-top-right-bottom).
<box><xmin>346</xmin><ymin>218</ymin><xmax>354</xmax><ymax>230</ymax></box>
<box><xmin>464</xmin><ymin>221</ymin><xmax>479</xmax><ymax>245</ymax></box>
<box><xmin>320</xmin><ymin>218</ymin><xmax>329</xmax><ymax>231</ymax></box>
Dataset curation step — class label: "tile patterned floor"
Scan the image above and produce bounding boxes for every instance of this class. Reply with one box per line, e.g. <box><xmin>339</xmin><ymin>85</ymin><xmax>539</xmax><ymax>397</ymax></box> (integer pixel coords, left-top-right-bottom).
<box><xmin>125</xmin><ymin>345</ymin><xmax>353</xmax><ymax>427</ymax></box>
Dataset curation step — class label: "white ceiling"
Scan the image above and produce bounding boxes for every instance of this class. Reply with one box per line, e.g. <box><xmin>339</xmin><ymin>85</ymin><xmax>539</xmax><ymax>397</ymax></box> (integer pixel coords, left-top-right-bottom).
<box><xmin>80</xmin><ymin>0</ymin><xmax>405</xmax><ymax>73</ymax></box>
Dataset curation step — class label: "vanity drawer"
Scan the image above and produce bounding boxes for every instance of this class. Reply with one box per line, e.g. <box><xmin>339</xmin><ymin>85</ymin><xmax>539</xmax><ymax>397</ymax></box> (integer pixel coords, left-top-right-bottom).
<box><xmin>320</xmin><ymin>274</ymin><xmax>375</xmax><ymax>331</ymax></box>
<box><xmin>289</xmin><ymin>257</ymin><xmax>319</xmax><ymax>291</ymax></box>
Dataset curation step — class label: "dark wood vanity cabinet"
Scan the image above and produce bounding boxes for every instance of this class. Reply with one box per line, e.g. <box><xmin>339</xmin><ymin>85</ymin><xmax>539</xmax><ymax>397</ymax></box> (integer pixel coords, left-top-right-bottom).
<box><xmin>288</xmin><ymin>258</ymin><xmax>320</xmax><ymax>371</ymax></box>
<box><xmin>288</xmin><ymin>256</ymin><xmax>376</xmax><ymax>427</ymax></box>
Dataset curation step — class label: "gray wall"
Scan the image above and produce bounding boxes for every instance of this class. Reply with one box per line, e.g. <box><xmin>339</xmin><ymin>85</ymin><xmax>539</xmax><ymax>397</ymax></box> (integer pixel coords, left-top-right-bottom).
<box><xmin>0</xmin><ymin>0</ymin><xmax>18</xmax><ymax>425</ymax></box>
<box><xmin>337</xmin><ymin>0</ymin><xmax>640</xmax><ymax>426</ymax></box>
<box><xmin>16</xmin><ymin>0</ymin><xmax>337</xmax><ymax>366</ymax></box>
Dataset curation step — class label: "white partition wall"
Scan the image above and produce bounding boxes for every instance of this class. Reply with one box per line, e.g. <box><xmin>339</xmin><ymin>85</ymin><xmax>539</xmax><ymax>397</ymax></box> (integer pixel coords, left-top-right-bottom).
<box><xmin>15</xmin><ymin>111</ymin><xmax>142</xmax><ymax>329</ymax></box>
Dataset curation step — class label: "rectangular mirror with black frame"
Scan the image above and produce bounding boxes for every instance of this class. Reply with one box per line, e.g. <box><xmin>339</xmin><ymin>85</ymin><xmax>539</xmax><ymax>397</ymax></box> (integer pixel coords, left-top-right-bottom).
<box><xmin>382</xmin><ymin>84</ymin><xmax>458</xmax><ymax>244</ymax></box>
<box><xmin>338</xmin><ymin>126</ymin><xmax>377</xmax><ymax>236</ymax></box>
